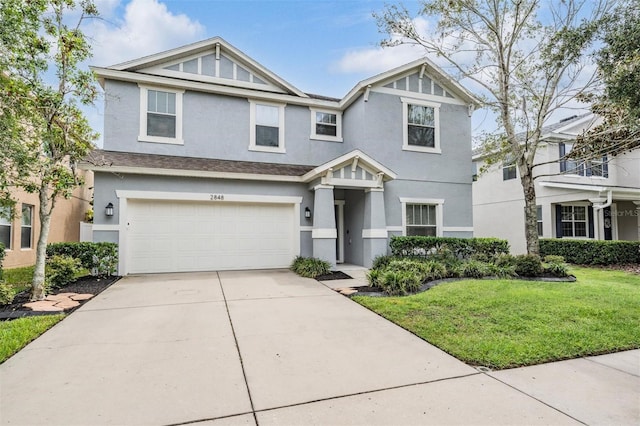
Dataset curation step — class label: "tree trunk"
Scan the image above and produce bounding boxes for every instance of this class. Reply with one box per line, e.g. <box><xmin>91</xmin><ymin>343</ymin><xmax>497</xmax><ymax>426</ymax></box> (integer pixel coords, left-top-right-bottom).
<box><xmin>520</xmin><ymin>167</ymin><xmax>540</xmax><ymax>256</ymax></box>
<box><xmin>30</xmin><ymin>187</ymin><xmax>52</xmax><ymax>301</ymax></box>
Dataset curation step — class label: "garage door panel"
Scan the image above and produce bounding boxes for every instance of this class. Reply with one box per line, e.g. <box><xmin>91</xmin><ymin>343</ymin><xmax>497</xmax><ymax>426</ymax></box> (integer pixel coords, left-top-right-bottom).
<box><xmin>127</xmin><ymin>200</ymin><xmax>296</xmax><ymax>274</ymax></box>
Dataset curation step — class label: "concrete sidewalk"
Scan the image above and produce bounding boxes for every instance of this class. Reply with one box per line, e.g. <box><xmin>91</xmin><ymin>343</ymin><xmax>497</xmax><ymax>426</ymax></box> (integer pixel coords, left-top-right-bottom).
<box><xmin>1</xmin><ymin>270</ymin><xmax>638</xmax><ymax>425</ymax></box>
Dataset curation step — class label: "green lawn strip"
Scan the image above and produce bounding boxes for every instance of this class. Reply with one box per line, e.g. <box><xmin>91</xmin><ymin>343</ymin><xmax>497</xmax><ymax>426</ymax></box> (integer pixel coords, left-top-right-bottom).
<box><xmin>353</xmin><ymin>267</ymin><xmax>640</xmax><ymax>369</ymax></box>
<box><xmin>3</xmin><ymin>266</ymin><xmax>35</xmax><ymax>295</ymax></box>
<box><xmin>0</xmin><ymin>314</ymin><xmax>65</xmax><ymax>364</ymax></box>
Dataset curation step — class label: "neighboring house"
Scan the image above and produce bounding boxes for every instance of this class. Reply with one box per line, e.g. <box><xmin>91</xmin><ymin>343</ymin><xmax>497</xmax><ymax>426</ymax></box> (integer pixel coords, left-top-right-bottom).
<box><xmin>0</xmin><ymin>172</ymin><xmax>93</xmax><ymax>268</ymax></box>
<box><xmin>82</xmin><ymin>37</ymin><xmax>480</xmax><ymax>275</ymax></box>
<box><xmin>473</xmin><ymin>114</ymin><xmax>640</xmax><ymax>254</ymax></box>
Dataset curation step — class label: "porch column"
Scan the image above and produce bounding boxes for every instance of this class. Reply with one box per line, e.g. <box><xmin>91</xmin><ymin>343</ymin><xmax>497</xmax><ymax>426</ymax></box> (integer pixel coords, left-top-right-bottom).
<box><xmin>312</xmin><ymin>184</ymin><xmax>337</xmax><ymax>268</ymax></box>
<box><xmin>362</xmin><ymin>188</ymin><xmax>387</xmax><ymax>268</ymax></box>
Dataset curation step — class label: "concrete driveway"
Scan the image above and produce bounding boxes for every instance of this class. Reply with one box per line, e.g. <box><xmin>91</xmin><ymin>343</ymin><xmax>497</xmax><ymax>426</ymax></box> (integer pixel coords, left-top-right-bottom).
<box><xmin>1</xmin><ymin>270</ymin><xmax>638</xmax><ymax>425</ymax></box>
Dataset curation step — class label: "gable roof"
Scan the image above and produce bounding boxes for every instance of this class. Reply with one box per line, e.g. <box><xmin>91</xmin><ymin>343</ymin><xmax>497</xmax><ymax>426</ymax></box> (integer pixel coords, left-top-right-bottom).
<box><xmin>340</xmin><ymin>57</ymin><xmax>482</xmax><ymax>109</ymax></box>
<box><xmin>104</xmin><ymin>36</ymin><xmax>308</xmax><ymax>98</ymax></box>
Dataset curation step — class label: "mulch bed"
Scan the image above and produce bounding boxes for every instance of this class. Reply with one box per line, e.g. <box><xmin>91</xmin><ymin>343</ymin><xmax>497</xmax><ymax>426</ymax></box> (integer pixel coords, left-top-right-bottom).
<box><xmin>0</xmin><ymin>275</ymin><xmax>120</xmax><ymax>320</ymax></box>
<box><xmin>315</xmin><ymin>271</ymin><xmax>352</xmax><ymax>281</ymax></box>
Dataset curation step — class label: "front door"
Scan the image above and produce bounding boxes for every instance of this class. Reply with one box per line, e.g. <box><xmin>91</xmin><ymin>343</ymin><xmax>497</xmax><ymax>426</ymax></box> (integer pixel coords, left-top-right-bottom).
<box><xmin>603</xmin><ymin>206</ymin><xmax>613</xmax><ymax>240</ymax></box>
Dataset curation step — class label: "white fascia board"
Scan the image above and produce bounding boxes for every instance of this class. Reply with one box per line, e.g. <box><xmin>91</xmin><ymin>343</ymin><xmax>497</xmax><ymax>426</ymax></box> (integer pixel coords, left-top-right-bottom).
<box><xmin>553</xmin><ymin>113</ymin><xmax>600</xmax><ymax>135</ymax></box>
<box><xmin>82</xmin><ymin>164</ymin><xmax>304</xmax><ymax>183</ymax></box>
<box><xmin>92</xmin><ymin>67</ymin><xmax>339</xmax><ymax>109</ymax></box>
<box><xmin>116</xmin><ymin>190</ymin><xmax>303</xmax><ymax>205</ymax></box>
<box><xmin>301</xmin><ymin>149</ymin><xmax>397</xmax><ymax>182</ymax></box>
<box><xmin>539</xmin><ymin>181</ymin><xmax>640</xmax><ymax>196</ymax></box>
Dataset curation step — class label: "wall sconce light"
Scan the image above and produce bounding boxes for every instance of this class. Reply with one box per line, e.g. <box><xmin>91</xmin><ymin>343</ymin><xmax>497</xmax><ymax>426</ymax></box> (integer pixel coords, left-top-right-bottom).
<box><xmin>105</xmin><ymin>202</ymin><xmax>114</xmax><ymax>217</ymax></box>
<box><xmin>304</xmin><ymin>207</ymin><xmax>312</xmax><ymax>219</ymax></box>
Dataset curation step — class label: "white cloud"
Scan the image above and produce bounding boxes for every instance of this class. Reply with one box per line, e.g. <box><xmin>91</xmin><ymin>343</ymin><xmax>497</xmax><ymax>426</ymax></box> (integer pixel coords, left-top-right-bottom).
<box><xmin>87</xmin><ymin>0</ymin><xmax>205</xmax><ymax>66</ymax></box>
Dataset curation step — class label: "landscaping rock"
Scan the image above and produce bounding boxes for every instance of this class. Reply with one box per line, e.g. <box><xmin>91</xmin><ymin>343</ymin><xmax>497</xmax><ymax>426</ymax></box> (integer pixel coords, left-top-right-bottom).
<box><xmin>53</xmin><ymin>299</ymin><xmax>80</xmax><ymax>310</ymax></box>
<box><xmin>23</xmin><ymin>301</ymin><xmax>64</xmax><ymax>312</ymax></box>
<box><xmin>70</xmin><ymin>294</ymin><xmax>94</xmax><ymax>301</ymax></box>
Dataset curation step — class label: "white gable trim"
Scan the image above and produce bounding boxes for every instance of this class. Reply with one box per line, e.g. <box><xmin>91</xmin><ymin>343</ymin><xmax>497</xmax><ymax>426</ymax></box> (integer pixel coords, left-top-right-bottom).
<box><xmin>109</xmin><ymin>37</ymin><xmax>308</xmax><ymax>98</ymax></box>
<box><xmin>302</xmin><ymin>150</ymin><xmax>397</xmax><ymax>183</ymax></box>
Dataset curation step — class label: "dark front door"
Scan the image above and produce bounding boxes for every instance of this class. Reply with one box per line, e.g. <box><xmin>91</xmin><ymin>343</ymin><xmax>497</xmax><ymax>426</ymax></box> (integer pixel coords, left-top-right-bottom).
<box><xmin>603</xmin><ymin>206</ymin><xmax>613</xmax><ymax>240</ymax></box>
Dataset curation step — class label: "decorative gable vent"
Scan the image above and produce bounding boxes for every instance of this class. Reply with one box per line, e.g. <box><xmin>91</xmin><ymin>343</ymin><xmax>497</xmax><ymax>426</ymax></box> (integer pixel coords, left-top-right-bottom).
<box><xmin>163</xmin><ymin>52</ymin><xmax>267</xmax><ymax>85</ymax></box>
<box><xmin>384</xmin><ymin>72</ymin><xmax>455</xmax><ymax>99</ymax></box>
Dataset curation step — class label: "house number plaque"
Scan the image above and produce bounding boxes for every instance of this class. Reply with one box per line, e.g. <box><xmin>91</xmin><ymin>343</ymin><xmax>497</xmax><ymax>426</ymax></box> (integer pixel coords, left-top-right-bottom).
<box><xmin>210</xmin><ymin>194</ymin><xmax>225</xmax><ymax>201</ymax></box>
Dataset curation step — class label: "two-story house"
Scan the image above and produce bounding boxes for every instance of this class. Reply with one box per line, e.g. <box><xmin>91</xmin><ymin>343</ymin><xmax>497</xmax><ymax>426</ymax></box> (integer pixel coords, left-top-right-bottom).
<box><xmin>82</xmin><ymin>37</ymin><xmax>480</xmax><ymax>275</ymax></box>
<box><xmin>473</xmin><ymin>114</ymin><xmax>640</xmax><ymax>254</ymax></box>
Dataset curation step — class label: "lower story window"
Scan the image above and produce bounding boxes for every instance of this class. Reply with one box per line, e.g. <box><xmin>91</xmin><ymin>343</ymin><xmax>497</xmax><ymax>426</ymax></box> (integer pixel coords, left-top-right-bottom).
<box><xmin>21</xmin><ymin>204</ymin><xmax>33</xmax><ymax>249</ymax></box>
<box><xmin>406</xmin><ymin>204</ymin><xmax>437</xmax><ymax>236</ymax></box>
<box><xmin>0</xmin><ymin>206</ymin><xmax>11</xmax><ymax>249</ymax></box>
<box><xmin>536</xmin><ymin>205</ymin><xmax>543</xmax><ymax>236</ymax></box>
<box><xmin>561</xmin><ymin>205</ymin><xmax>587</xmax><ymax>237</ymax></box>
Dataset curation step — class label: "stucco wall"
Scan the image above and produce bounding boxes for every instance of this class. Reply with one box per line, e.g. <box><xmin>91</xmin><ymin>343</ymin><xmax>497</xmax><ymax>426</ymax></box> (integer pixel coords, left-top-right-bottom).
<box><xmin>3</xmin><ymin>171</ymin><xmax>93</xmax><ymax>269</ymax></box>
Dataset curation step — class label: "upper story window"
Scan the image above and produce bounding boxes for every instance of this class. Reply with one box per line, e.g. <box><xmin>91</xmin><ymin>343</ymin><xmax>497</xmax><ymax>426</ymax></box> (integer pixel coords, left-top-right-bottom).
<box><xmin>559</xmin><ymin>142</ymin><xmax>608</xmax><ymax>178</ymax></box>
<box><xmin>249</xmin><ymin>100</ymin><xmax>285</xmax><ymax>153</ymax></box>
<box><xmin>138</xmin><ymin>85</ymin><xmax>184</xmax><ymax>145</ymax></box>
<box><xmin>21</xmin><ymin>204</ymin><xmax>33</xmax><ymax>249</ymax></box>
<box><xmin>0</xmin><ymin>206</ymin><xmax>11</xmax><ymax>250</ymax></box>
<box><xmin>503</xmin><ymin>155</ymin><xmax>517</xmax><ymax>180</ymax></box>
<box><xmin>310</xmin><ymin>109</ymin><xmax>343</xmax><ymax>142</ymax></box>
<box><xmin>400</xmin><ymin>197</ymin><xmax>444</xmax><ymax>237</ymax></box>
<box><xmin>401</xmin><ymin>97</ymin><xmax>441</xmax><ymax>154</ymax></box>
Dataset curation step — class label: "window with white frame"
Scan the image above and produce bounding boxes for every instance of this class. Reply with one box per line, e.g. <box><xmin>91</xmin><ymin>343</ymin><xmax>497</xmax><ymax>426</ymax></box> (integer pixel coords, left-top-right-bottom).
<box><xmin>560</xmin><ymin>205</ymin><xmax>587</xmax><ymax>237</ymax></box>
<box><xmin>536</xmin><ymin>205</ymin><xmax>543</xmax><ymax>236</ymax></box>
<box><xmin>401</xmin><ymin>198</ymin><xmax>443</xmax><ymax>237</ymax></box>
<box><xmin>249</xmin><ymin>101</ymin><xmax>285</xmax><ymax>152</ymax></box>
<box><xmin>402</xmin><ymin>97</ymin><xmax>440</xmax><ymax>153</ymax></box>
<box><xmin>559</xmin><ymin>143</ymin><xmax>608</xmax><ymax>177</ymax></box>
<box><xmin>138</xmin><ymin>85</ymin><xmax>184</xmax><ymax>144</ymax></box>
<box><xmin>503</xmin><ymin>155</ymin><xmax>517</xmax><ymax>180</ymax></box>
<box><xmin>0</xmin><ymin>206</ymin><xmax>11</xmax><ymax>250</ymax></box>
<box><xmin>21</xmin><ymin>204</ymin><xmax>33</xmax><ymax>249</ymax></box>
<box><xmin>310</xmin><ymin>109</ymin><xmax>342</xmax><ymax>142</ymax></box>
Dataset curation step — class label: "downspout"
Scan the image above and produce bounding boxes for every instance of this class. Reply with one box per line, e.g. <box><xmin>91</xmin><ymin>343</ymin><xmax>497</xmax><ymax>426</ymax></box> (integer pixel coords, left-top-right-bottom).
<box><xmin>593</xmin><ymin>190</ymin><xmax>612</xmax><ymax>210</ymax></box>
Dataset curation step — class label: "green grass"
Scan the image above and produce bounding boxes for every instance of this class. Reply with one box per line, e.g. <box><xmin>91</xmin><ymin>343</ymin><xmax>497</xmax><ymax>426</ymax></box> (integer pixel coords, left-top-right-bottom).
<box><xmin>0</xmin><ymin>315</ymin><xmax>64</xmax><ymax>363</ymax></box>
<box><xmin>3</xmin><ymin>265</ymin><xmax>35</xmax><ymax>295</ymax></box>
<box><xmin>353</xmin><ymin>267</ymin><xmax>640</xmax><ymax>369</ymax></box>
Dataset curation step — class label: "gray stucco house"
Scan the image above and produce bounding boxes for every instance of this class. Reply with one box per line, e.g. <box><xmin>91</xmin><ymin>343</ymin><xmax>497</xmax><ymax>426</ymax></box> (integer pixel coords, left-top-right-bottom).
<box><xmin>83</xmin><ymin>37</ymin><xmax>480</xmax><ymax>275</ymax></box>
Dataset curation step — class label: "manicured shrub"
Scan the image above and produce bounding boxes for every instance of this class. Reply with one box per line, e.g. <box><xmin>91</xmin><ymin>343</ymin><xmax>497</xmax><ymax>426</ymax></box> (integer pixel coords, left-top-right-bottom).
<box><xmin>460</xmin><ymin>260</ymin><xmax>490</xmax><ymax>278</ymax></box>
<box><xmin>486</xmin><ymin>263</ymin><xmax>517</xmax><ymax>278</ymax></box>
<box><xmin>47</xmin><ymin>242</ymin><xmax>118</xmax><ymax>276</ymax></box>
<box><xmin>513</xmin><ymin>254</ymin><xmax>544</xmax><ymax>277</ymax></box>
<box><xmin>371</xmin><ymin>255</ymin><xmax>395</xmax><ymax>270</ymax></box>
<box><xmin>540</xmin><ymin>239</ymin><xmax>640</xmax><ymax>265</ymax></box>
<box><xmin>45</xmin><ymin>255</ymin><xmax>82</xmax><ymax>290</ymax></box>
<box><xmin>389</xmin><ymin>236</ymin><xmax>509</xmax><ymax>261</ymax></box>
<box><xmin>379</xmin><ymin>270</ymin><xmax>421</xmax><ymax>296</ymax></box>
<box><xmin>367</xmin><ymin>269</ymin><xmax>382</xmax><ymax>287</ymax></box>
<box><xmin>543</xmin><ymin>255</ymin><xmax>569</xmax><ymax>278</ymax></box>
<box><xmin>290</xmin><ymin>256</ymin><xmax>331</xmax><ymax>278</ymax></box>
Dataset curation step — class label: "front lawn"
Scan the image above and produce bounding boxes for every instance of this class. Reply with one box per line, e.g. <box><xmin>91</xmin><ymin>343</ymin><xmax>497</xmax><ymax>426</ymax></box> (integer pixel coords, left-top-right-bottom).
<box><xmin>353</xmin><ymin>267</ymin><xmax>640</xmax><ymax>369</ymax></box>
<box><xmin>4</xmin><ymin>265</ymin><xmax>35</xmax><ymax>296</ymax></box>
<box><xmin>0</xmin><ymin>315</ymin><xmax>64</xmax><ymax>363</ymax></box>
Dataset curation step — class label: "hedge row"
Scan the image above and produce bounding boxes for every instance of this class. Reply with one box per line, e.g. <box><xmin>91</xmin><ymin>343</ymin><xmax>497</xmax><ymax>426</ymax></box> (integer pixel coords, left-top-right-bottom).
<box><xmin>389</xmin><ymin>236</ymin><xmax>509</xmax><ymax>260</ymax></box>
<box><xmin>46</xmin><ymin>242</ymin><xmax>118</xmax><ymax>276</ymax></box>
<box><xmin>540</xmin><ymin>239</ymin><xmax>640</xmax><ymax>265</ymax></box>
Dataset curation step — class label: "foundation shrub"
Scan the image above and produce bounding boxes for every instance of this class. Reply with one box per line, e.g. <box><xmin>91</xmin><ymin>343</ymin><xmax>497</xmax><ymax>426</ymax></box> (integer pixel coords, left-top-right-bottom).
<box><xmin>45</xmin><ymin>255</ymin><xmax>82</xmax><ymax>290</ymax></box>
<box><xmin>514</xmin><ymin>255</ymin><xmax>544</xmax><ymax>277</ymax></box>
<box><xmin>290</xmin><ymin>256</ymin><xmax>331</xmax><ymax>278</ymax></box>
<box><xmin>543</xmin><ymin>255</ymin><xmax>570</xmax><ymax>277</ymax></box>
<box><xmin>46</xmin><ymin>242</ymin><xmax>118</xmax><ymax>276</ymax></box>
<box><xmin>460</xmin><ymin>260</ymin><xmax>490</xmax><ymax>278</ymax></box>
<box><xmin>389</xmin><ymin>236</ymin><xmax>509</xmax><ymax>261</ymax></box>
<box><xmin>539</xmin><ymin>239</ymin><xmax>640</xmax><ymax>265</ymax></box>
<box><xmin>378</xmin><ymin>270</ymin><xmax>421</xmax><ymax>296</ymax></box>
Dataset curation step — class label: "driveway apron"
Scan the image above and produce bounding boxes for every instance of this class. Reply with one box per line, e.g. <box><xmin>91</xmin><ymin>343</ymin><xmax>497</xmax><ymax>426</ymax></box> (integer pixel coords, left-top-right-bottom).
<box><xmin>1</xmin><ymin>270</ymin><xmax>628</xmax><ymax>425</ymax></box>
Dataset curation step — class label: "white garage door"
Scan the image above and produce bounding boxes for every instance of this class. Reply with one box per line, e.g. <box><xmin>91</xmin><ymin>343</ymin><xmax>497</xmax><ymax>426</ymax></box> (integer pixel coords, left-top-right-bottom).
<box><xmin>126</xmin><ymin>199</ymin><xmax>296</xmax><ymax>274</ymax></box>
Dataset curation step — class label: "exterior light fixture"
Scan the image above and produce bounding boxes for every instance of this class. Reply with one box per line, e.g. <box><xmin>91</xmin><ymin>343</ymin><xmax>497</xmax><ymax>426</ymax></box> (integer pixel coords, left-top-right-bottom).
<box><xmin>105</xmin><ymin>202</ymin><xmax>114</xmax><ymax>217</ymax></box>
<box><xmin>304</xmin><ymin>207</ymin><xmax>312</xmax><ymax>219</ymax></box>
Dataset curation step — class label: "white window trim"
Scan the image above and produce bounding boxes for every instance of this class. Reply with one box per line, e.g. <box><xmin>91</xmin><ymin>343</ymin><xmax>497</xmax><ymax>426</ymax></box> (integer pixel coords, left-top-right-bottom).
<box><xmin>138</xmin><ymin>84</ymin><xmax>184</xmax><ymax>145</ymax></box>
<box><xmin>21</xmin><ymin>204</ymin><xmax>33</xmax><ymax>250</ymax></box>
<box><xmin>401</xmin><ymin>97</ymin><xmax>441</xmax><ymax>154</ymax></box>
<box><xmin>249</xmin><ymin>100</ymin><xmax>286</xmax><ymax>153</ymax></box>
<box><xmin>560</xmin><ymin>204</ymin><xmax>589</xmax><ymax>238</ymax></box>
<box><xmin>0</xmin><ymin>207</ymin><xmax>12</xmax><ymax>251</ymax></box>
<box><xmin>399</xmin><ymin>197</ymin><xmax>444</xmax><ymax>237</ymax></box>
<box><xmin>309</xmin><ymin>108</ymin><xmax>343</xmax><ymax>142</ymax></box>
